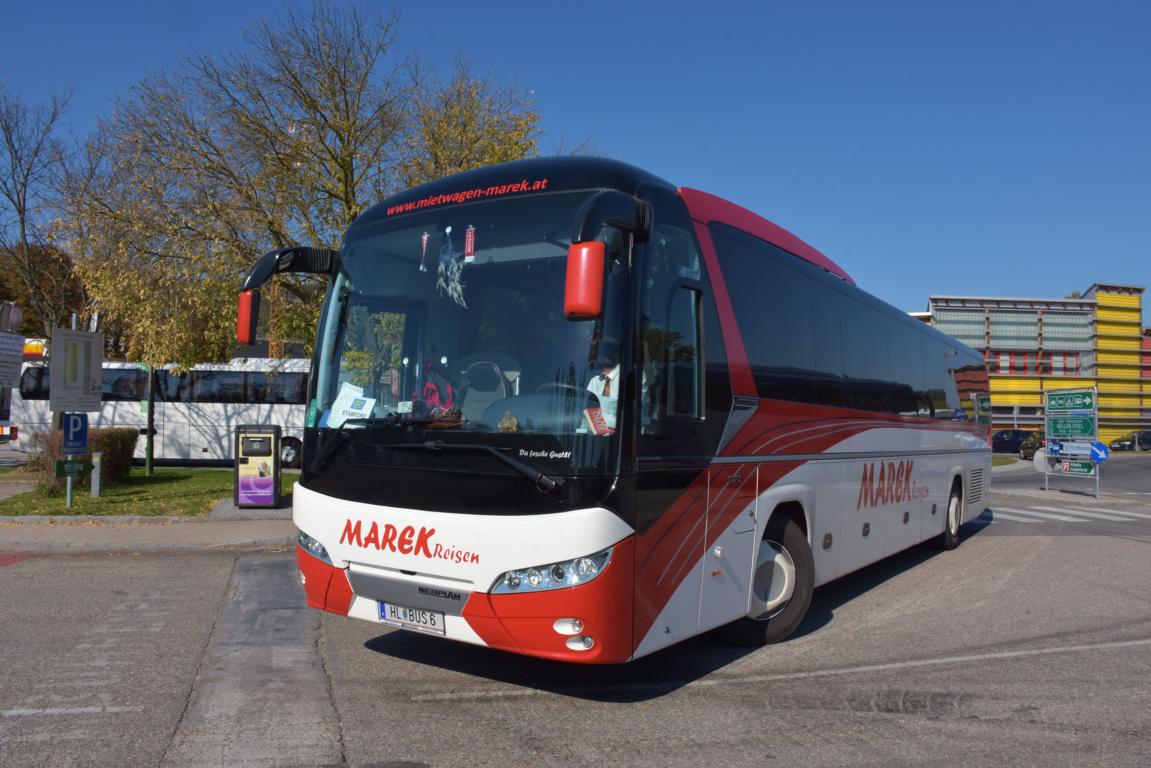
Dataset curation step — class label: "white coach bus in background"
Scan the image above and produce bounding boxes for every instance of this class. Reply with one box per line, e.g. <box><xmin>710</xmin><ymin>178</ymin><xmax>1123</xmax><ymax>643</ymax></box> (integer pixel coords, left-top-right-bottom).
<box><xmin>12</xmin><ymin>358</ymin><xmax>308</xmax><ymax>467</ymax></box>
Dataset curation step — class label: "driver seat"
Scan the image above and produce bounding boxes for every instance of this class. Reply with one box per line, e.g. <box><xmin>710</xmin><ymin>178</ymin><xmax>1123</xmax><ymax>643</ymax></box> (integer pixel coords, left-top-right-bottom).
<box><xmin>460</xmin><ymin>361</ymin><xmax>509</xmax><ymax>422</ymax></box>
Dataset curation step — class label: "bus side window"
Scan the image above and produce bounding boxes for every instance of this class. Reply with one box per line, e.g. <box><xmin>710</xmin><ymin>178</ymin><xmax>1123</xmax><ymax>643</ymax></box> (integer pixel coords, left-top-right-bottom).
<box><xmin>637</xmin><ymin>185</ymin><xmax>731</xmax><ymax>457</ymax></box>
<box><xmin>665</xmin><ymin>287</ymin><xmax>702</xmax><ymax>418</ymax></box>
<box><xmin>155</xmin><ymin>371</ymin><xmax>190</xmax><ymax>402</ymax></box>
<box><xmin>257</xmin><ymin>372</ymin><xmax>308</xmax><ymax>404</ymax></box>
<box><xmin>102</xmin><ymin>369</ymin><xmax>147</xmax><ymax>401</ymax></box>
<box><xmin>641</xmin><ymin>229</ymin><xmax>703</xmax><ymax>429</ymax></box>
<box><xmin>191</xmin><ymin>371</ymin><xmax>246</xmax><ymax>403</ymax></box>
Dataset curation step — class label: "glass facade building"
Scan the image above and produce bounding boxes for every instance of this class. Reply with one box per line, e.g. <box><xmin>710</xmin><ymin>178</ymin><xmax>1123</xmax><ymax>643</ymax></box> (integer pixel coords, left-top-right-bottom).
<box><xmin>927</xmin><ymin>284</ymin><xmax>1148</xmax><ymax>442</ymax></box>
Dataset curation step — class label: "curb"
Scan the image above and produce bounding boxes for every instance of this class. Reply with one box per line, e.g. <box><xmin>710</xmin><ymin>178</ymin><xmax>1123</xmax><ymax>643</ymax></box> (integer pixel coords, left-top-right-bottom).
<box><xmin>992</xmin><ymin>458</ymin><xmax>1035</xmax><ymax>474</ymax></box>
<box><xmin>0</xmin><ymin>513</ymin><xmax>288</xmax><ymax>525</ymax></box>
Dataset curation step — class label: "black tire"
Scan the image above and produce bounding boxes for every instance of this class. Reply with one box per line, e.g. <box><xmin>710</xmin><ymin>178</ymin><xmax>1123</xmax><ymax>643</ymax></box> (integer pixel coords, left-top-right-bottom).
<box><xmin>280</xmin><ymin>437</ymin><xmax>303</xmax><ymax>469</ymax></box>
<box><xmin>937</xmin><ymin>482</ymin><xmax>962</xmax><ymax>550</ymax></box>
<box><xmin>721</xmin><ymin>514</ymin><xmax>815</xmax><ymax>646</ymax></box>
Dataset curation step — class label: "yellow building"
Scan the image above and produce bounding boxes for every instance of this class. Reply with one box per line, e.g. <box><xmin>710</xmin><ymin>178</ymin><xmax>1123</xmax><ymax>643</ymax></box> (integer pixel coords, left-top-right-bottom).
<box><xmin>927</xmin><ymin>284</ymin><xmax>1147</xmax><ymax>443</ymax></box>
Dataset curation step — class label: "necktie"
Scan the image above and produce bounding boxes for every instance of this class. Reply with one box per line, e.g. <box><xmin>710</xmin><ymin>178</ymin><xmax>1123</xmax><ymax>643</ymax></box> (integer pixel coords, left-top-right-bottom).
<box><xmin>602</xmin><ymin>374</ymin><xmax>611</xmax><ymax>398</ymax></box>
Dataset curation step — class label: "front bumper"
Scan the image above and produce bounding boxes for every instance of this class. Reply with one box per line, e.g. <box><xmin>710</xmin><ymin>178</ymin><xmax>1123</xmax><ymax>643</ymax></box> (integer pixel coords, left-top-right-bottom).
<box><xmin>295</xmin><ymin>535</ymin><xmax>636</xmax><ymax>664</ymax></box>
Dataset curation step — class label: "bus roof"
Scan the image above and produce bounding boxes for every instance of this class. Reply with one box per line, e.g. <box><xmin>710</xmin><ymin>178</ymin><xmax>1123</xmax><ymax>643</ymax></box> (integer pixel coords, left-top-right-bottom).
<box><xmin>356</xmin><ymin>157</ymin><xmax>852</xmax><ymax>284</ymax></box>
<box><xmin>354</xmin><ymin>157</ymin><xmax>673</xmax><ymax>231</ymax></box>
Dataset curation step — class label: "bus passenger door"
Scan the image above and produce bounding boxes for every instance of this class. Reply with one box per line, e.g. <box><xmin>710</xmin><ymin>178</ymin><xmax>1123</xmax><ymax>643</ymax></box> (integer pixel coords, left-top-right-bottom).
<box><xmin>699</xmin><ymin>463</ymin><xmax>758</xmax><ymax>632</ymax></box>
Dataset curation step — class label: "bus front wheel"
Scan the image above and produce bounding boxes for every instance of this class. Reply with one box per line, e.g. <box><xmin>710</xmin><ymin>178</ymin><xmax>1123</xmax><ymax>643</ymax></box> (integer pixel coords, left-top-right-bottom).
<box><xmin>937</xmin><ymin>482</ymin><xmax>962</xmax><ymax>550</ymax></box>
<box><xmin>721</xmin><ymin>514</ymin><xmax>814</xmax><ymax>646</ymax></box>
<box><xmin>280</xmin><ymin>437</ymin><xmax>303</xmax><ymax>469</ymax></box>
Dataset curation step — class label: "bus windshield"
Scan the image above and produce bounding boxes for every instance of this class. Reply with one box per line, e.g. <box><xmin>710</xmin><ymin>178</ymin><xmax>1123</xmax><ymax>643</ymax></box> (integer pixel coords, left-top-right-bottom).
<box><xmin>311</xmin><ymin>190</ymin><xmax>629</xmax><ymax>476</ymax></box>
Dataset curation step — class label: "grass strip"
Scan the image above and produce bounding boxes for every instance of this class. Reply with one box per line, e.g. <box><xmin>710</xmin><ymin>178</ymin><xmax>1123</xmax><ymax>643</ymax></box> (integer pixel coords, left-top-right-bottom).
<box><xmin>0</xmin><ymin>468</ymin><xmax>296</xmax><ymax>517</ymax></box>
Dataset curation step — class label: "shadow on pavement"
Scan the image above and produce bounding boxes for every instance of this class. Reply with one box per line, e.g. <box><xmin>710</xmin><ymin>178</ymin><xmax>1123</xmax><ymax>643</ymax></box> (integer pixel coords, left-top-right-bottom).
<box><xmin>364</xmin><ymin>521</ymin><xmax>985</xmax><ymax>701</ymax></box>
<box><xmin>364</xmin><ymin>629</ymin><xmax>757</xmax><ymax>703</ymax></box>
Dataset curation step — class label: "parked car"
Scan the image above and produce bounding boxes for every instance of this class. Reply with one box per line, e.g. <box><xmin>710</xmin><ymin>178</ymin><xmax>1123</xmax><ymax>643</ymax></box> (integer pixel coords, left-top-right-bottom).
<box><xmin>992</xmin><ymin>429</ymin><xmax>1032</xmax><ymax>454</ymax></box>
<box><xmin>1019</xmin><ymin>432</ymin><xmax>1046</xmax><ymax>460</ymax></box>
<box><xmin>1109</xmin><ymin>431</ymin><xmax>1151</xmax><ymax>451</ymax></box>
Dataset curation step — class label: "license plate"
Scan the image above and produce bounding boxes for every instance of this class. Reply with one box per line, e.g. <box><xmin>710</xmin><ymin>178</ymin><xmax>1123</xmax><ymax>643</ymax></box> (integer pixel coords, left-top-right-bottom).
<box><xmin>378</xmin><ymin>602</ymin><xmax>445</xmax><ymax>635</ymax></box>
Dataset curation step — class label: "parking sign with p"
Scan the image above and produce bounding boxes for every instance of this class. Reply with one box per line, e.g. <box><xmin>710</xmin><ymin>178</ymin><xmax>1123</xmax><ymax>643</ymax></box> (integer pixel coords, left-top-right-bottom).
<box><xmin>63</xmin><ymin>413</ymin><xmax>89</xmax><ymax>455</ymax></box>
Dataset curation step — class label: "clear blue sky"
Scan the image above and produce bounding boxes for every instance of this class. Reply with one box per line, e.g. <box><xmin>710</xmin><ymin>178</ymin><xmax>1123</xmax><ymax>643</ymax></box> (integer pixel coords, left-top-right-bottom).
<box><xmin>5</xmin><ymin>0</ymin><xmax>1150</xmax><ymax>324</ymax></box>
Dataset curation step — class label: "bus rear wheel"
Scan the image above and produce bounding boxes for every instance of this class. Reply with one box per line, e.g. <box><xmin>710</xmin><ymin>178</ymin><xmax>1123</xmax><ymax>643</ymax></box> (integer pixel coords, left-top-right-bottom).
<box><xmin>721</xmin><ymin>514</ymin><xmax>814</xmax><ymax>646</ymax></box>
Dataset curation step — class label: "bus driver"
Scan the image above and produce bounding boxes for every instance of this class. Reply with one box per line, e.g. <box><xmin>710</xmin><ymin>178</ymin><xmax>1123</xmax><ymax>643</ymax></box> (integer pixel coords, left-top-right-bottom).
<box><xmin>587</xmin><ymin>338</ymin><xmax>620</xmax><ymax>430</ymax></box>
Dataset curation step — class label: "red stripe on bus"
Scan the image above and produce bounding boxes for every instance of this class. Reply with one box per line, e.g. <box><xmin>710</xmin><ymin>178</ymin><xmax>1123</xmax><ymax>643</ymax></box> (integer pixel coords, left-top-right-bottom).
<box><xmin>692</xmin><ymin>219</ymin><xmax>756</xmax><ymax>396</ymax></box>
<box><xmin>631</xmin><ymin>401</ymin><xmax>989</xmax><ymax>646</ymax></box>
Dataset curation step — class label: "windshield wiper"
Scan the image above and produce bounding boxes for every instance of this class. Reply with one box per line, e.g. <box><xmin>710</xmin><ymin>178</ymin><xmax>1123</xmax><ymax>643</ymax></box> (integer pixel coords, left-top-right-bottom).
<box><xmin>307</xmin><ymin>415</ymin><xmax>402</xmax><ymax>474</ymax></box>
<box><xmin>308</xmin><ymin>429</ymin><xmax>566</xmax><ymax>494</ymax></box>
<box><xmin>342</xmin><ymin>414</ymin><xmax>402</xmax><ymax>428</ymax></box>
<box><xmin>393</xmin><ymin>440</ymin><xmax>565</xmax><ymax>494</ymax></box>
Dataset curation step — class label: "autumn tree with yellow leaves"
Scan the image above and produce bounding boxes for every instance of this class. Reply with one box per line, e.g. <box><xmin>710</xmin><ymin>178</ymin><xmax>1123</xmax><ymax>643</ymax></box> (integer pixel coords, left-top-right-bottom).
<box><xmin>62</xmin><ymin>2</ymin><xmax>540</xmax><ymax>368</ymax></box>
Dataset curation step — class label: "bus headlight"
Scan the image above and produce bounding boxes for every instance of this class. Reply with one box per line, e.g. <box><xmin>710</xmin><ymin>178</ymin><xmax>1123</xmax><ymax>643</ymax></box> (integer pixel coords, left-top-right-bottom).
<box><xmin>297</xmin><ymin>530</ymin><xmax>332</xmax><ymax>564</ymax></box>
<box><xmin>491</xmin><ymin>547</ymin><xmax>612</xmax><ymax>594</ymax></box>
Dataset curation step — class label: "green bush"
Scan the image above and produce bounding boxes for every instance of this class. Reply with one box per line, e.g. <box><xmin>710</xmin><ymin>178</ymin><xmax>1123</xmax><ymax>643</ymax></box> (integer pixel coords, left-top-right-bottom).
<box><xmin>27</xmin><ymin>427</ymin><xmax>141</xmax><ymax>494</ymax></box>
<box><xmin>89</xmin><ymin>428</ymin><xmax>140</xmax><ymax>482</ymax></box>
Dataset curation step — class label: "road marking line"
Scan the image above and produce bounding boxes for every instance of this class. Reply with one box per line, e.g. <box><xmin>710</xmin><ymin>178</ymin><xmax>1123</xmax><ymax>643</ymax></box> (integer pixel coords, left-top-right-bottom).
<box><xmin>1066</xmin><ymin>507</ymin><xmax>1151</xmax><ymax>520</ymax></box>
<box><xmin>410</xmin><ymin>637</ymin><xmax>1151</xmax><ymax>702</ymax></box>
<box><xmin>994</xmin><ymin>507</ymin><xmax>1084</xmax><ymax>522</ymax></box>
<box><xmin>985</xmin><ymin>511</ymin><xmax>1041</xmax><ymax>523</ymax></box>
<box><xmin>1</xmin><ymin>706</ymin><xmax>142</xmax><ymax>717</ymax></box>
<box><xmin>1030</xmin><ymin>506</ymin><xmax>1132</xmax><ymax>522</ymax></box>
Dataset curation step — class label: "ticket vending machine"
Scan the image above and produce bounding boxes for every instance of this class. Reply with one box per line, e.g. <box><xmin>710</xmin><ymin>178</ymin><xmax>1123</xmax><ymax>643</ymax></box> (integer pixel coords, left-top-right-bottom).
<box><xmin>234</xmin><ymin>425</ymin><xmax>281</xmax><ymax>508</ymax></box>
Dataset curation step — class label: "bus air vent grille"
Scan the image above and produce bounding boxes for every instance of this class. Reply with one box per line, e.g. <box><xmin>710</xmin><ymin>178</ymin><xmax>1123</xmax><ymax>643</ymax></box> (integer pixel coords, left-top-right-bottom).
<box><xmin>968</xmin><ymin>468</ymin><xmax>984</xmax><ymax>507</ymax></box>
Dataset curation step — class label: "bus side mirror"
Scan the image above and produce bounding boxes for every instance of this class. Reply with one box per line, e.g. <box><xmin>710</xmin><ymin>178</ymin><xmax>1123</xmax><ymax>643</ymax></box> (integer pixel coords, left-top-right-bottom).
<box><xmin>564</xmin><ymin>242</ymin><xmax>605</xmax><ymax>319</ymax></box>
<box><xmin>237</xmin><ymin>289</ymin><xmax>260</xmax><ymax>345</ymax></box>
<box><xmin>236</xmin><ymin>245</ymin><xmax>339</xmax><ymax>344</ymax></box>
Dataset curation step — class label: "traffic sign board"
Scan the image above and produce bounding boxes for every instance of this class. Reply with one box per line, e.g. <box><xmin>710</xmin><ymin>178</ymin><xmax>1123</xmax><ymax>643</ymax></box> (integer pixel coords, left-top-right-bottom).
<box><xmin>1047</xmin><ymin>416</ymin><xmax>1095</xmax><ymax>439</ymax></box>
<box><xmin>1060</xmin><ymin>441</ymin><xmax>1092</xmax><ymax>456</ymax></box>
<box><xmin>49</xmin><ymin>327</ymin><xmax>104</xmax><ymax>412</ymax></box>
<box><xmin>54</xmin><ymin>459</ymin><xmax>94</xmax><ymax>477</ymax></box>
<box><xmin>1046</xmin><ymin>389</ymin><xmax>1095</xmax><ymax>411</ymax></box>
<box><xmin>1091</xmin><ymin>442</ymin><xmax>1109</xmax><ymax>463</ymax></box>
<box><xmin>0</xmin><ymin>332</ymin><xmax>24</xmax><ymax>389</ymax></box>
<box><xmin>62</xmin><ymin>413</ymin><xmax>89</xmax><ymax>455</ymax></box>
<box><xmin>1059</xmin><ymin>460</ymin><xmax>1095</xmax><ymax>476</ymax></box>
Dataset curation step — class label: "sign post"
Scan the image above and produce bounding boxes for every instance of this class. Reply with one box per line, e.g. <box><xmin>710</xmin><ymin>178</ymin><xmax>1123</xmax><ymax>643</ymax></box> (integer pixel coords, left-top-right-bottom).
<box><xmin>1043</xmin><ymin>387</ymin><xmax>1100</xmax><ymax>498</ymax></box>
<box><xmin>50</xmin><ymin>318</ymin><xmax>103</xmax><ymax>508</ymax></box>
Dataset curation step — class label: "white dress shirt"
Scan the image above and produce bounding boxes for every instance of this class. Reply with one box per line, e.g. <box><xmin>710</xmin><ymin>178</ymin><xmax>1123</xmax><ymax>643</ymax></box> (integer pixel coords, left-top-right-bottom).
<box><xmin>587</xmin><ymin>364</ymin><xmax>620</xmax><ymax>428</ymax></box>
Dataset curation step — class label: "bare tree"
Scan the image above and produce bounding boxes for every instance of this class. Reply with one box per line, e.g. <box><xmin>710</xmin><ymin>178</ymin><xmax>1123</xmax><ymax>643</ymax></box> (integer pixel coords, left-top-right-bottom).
<box><xmin>0</xmin><ymin>85</ymin><xmax>84</xmax><ymax>336</ymax></box>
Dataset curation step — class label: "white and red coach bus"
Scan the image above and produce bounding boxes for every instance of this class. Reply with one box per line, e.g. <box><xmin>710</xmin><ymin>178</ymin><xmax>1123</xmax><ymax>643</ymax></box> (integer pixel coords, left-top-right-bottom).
<box><xmin>237</xmin><ymin>157</ymin><xmax>990</xmax><ymax>664</ymax></box>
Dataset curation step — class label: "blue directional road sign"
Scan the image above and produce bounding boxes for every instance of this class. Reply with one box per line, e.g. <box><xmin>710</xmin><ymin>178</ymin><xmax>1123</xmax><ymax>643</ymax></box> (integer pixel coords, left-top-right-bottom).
<box><xmin>1091</xmin><ymin>442</ymin><xmax>1109</xmax><ymax>464</ymax></box>
<box><xmin>62</xmin><ymin>413</ymin><xmax>89</xmax><ymax>455</ymax></box>
<box><xmin>1047</xmin><ymin>440</ymin><xmax>1062</xmax><ymax>457</ymax></box>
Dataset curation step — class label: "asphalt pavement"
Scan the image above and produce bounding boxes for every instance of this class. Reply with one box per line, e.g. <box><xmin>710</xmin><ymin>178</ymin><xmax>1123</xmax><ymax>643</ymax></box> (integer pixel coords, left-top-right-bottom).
<box><xmin>2</xmin><ymin>453</ymin><xmax>1149</xmax><ymax>767</ymax></box>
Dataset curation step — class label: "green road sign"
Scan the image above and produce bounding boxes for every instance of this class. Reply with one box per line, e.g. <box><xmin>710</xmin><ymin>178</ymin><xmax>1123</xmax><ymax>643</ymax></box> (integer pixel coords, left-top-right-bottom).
<box><xmin>1047</xmin><ymin>416</ymin><xmax>1095</xmax><ymax>439</ymax></box>
<box><xmin>1059</xmin><ymin>459</ymin><xmax>1095</xmax><ymax>476</ymax></box>
<box><xmin>1046</xmin><ymin>390</ymin><xmax>1095</xmax><ymax>411</ymax></box>
<box><xmin>54</xmin><ymin>459</ymin><xmax>94</xmax><ymax>477</ymax></box>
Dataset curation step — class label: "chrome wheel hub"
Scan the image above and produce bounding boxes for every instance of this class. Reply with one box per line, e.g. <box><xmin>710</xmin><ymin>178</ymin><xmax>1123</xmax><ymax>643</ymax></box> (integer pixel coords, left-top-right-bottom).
<box><xmin>749</xmin><ymin>539</ymin><xmax>796</xmax><ymax>619</ymax></box>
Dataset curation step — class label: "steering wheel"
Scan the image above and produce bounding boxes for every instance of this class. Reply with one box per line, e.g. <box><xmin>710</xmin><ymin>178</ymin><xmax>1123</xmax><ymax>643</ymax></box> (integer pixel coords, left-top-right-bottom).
<box><xmin>535</xmin><ymin>382</ymin><xmax>583</xmax><ymax>396</ymax></box>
